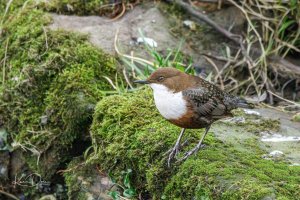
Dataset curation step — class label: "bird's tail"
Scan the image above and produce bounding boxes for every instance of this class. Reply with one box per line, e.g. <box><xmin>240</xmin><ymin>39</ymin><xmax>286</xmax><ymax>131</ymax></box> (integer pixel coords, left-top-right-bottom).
<box><xmin>224</xmin><ymin>93</ymin><xmax>254</xmax><ymax>109</ymax></box>
<box><xmin>236</xmin><ymin>98</ymin><xmax>254</xmax><ymax>109</ymax></box>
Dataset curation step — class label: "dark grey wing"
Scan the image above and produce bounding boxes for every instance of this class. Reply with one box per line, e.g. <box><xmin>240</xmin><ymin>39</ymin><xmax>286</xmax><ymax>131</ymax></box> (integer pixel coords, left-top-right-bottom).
<box><xmin>182</xmin><ymin>88</ymin><xmax>227</xmax><ymax>118</ymax></box>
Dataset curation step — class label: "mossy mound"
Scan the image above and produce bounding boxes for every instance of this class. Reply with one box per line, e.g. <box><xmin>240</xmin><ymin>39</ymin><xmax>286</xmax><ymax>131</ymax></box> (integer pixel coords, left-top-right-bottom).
<box><xmin>0</xmin><ymin>2</ymin><xmax>116</xmax><ymax>180</ymax></box>
<box><xmin>89</xmin><ymin>88</ymin><xmax>300</xmax><ymax>199</ymax></box>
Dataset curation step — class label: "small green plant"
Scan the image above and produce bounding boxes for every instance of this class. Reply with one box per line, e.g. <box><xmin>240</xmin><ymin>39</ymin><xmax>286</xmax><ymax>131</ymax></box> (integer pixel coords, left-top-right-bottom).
<box><xmin>108</xmin><ymin>169</ymin><xmax>137</xmax><ymax>200</ymax></box>
<box><xmin>117</xmin><ymin>29</ymin><xmax>195</xmax><ymax>82</ymax></box>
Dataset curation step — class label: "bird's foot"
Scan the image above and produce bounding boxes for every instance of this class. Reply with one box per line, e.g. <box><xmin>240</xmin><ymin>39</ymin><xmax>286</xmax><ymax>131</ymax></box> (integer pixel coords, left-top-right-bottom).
<box><xmin>176</xmin><ymin>144</ymin><xmax>206</xmax><ymax>163</ymax></box>
<box><xmin>166</xmin><ymin>140</ymin><xmax>189</xmax><ymax>167</ymax></box>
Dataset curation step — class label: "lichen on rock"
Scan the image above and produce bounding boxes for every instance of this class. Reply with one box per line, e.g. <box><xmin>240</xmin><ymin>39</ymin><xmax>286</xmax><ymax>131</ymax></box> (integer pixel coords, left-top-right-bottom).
<box><xmin>88</xmin><ymin>88</ymin><xmax>300</xmax><ymax>199</ymax></box>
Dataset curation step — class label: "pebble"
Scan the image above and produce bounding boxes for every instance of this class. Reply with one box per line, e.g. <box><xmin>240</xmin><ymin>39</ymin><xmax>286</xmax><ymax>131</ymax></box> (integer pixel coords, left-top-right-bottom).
<box><xmin>243</xmin><ymin>109</ymin><xmax>260</xmax><ymax>116</ymax></box>
<box><xmin>136</xmin><ymin>37</ymin><xmax>158</xmax><ymax>48</ymax></box>
<box><xmin>269</xmin><ymin>150</ymin><xmax>284</xmax><ymax>157</ymax></box>
<box><xmin>261</xmin><ymin>133</ymin><xmax>300</xmax><ymax>142</ymax></box>
<box><xmin>183</xmin><ymin>20</ymin><xmax>196</xmax><ymax>30</ymax></box>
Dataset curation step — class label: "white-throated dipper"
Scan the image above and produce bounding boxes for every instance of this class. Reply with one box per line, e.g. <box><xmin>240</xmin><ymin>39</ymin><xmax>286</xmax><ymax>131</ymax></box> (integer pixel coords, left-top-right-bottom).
<box><xmin>134</xmin><ymin>67</ymin><xmax>252</xmax><ymax>166</ymax></box>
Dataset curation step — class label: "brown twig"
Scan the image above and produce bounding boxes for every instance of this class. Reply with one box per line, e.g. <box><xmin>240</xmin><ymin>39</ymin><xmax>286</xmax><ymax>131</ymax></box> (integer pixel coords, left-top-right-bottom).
<box><xmin>203</xmin><ymin>56</ymin><xmax>224</xmax><ymax>89</ymax></box>
<box><xmin>109</xmin><ymin>2</ymin><xmax>126</xmax><ymax>21</ymax></box>
<box><xmin>267</xmin><ymin>90</ymin><xmax>300</xmax><ymax>107</ymax></box>
<box><xmin>0</xmin><ymin>189</ymin><xmax>19</xmax><ymax>200</ymax></box>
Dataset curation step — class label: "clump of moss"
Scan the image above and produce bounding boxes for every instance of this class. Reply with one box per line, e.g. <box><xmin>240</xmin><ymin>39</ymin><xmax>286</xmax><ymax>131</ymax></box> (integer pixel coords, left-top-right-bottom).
<box><xmin>64</xmin><ymin>157</ymin><xmax>93</xmax><ymax>200</ymax></box>
<box><xmin>0</xmin><ymin>2</ymin><xmax>116</xmax><ymax>180</ymax></box>
<box><xmin>292</xmin><ymin>112</ymin><xmax>300</xmax><ymax>122</ymax></box>
<box><xmin>89</xmin><ymin>88</ymin><xmax>300</xmax><ymax>199</ymax></box>
<box><xmin>38</xmin><ymin>0</ymin><xmax>109</xmax><ymax>16</ymax></box>
<box><xmin>228</xmin><ymin>109</ymin><xmax>281</xmax><ymax>133</ymax></box>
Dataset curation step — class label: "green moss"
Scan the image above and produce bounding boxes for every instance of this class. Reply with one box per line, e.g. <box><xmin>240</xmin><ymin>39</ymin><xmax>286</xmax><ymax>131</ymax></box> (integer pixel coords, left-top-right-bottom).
<box><xmin>37</xmin><ymin>0</ymin><xmax>142</xmax><ymax>16</ymax></box>
<box><xmin>89</xmin><ymin>88</ymin><xmax>300</xmax><ymax>199</ymax></box>
<box><xmin>0</xmin><ymin>2</ymin><xmax>116</xmax><ymax>180</ymax></box>
<box><xmin>38</xmin><ymin>0</ymin><xmax>111</xmax><ymax>16</ymax></box>
<box><xmin>230</xmin><ymin>109</ymin><xmax>281</xmax><ymax>133</ymax></box>
<box><xmin>64</xmin><ymin>157</ymin><xmax>91</xmax><ymax>200</ymax></box>
<box><xmin>64</xmin><ymin>156</ymin><xmax>115</xmax><ymax>200</ymax></box>
<box><xmin>292</xmin><ymin>113</ymin><xmax>300</xmax><ymax>122</ymax></box>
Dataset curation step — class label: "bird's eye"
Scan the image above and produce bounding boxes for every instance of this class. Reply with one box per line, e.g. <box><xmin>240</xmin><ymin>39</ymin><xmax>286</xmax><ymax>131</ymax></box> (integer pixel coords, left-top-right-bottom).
<box><xmin>157</xmin><ymin>76</ymin><xmax>164</xmax><ymax>82</ymax></box>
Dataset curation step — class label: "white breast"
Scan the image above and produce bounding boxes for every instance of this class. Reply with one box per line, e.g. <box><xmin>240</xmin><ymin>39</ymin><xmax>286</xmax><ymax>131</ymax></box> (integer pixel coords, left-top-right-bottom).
<box><xmin>150</xmin><ymin>83</ymin><xmax>187</xmax><ymax>120</ymax></box>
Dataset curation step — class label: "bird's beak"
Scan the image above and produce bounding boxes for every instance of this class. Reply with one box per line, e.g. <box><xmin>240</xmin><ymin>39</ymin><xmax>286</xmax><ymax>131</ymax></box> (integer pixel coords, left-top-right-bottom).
<box><xmin>133</xmin><ymin>80</ymin><xmax>149</xmax><ymax>84</ymax></box>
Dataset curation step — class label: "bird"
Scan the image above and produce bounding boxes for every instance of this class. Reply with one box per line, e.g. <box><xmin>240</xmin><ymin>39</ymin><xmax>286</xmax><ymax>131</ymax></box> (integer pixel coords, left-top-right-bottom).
<box><xmin>134</xmin><ymin>67</ymin><xmax>252</xmax><ymax>166</ymax></box>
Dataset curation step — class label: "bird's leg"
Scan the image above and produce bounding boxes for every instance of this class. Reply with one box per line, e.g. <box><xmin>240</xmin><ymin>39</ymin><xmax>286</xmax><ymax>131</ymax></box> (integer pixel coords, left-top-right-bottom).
<box><xmin>178</xmin><ymin>126</ymin><xmax>211</xmax><ymax>162</ymax></box>
<box><xmin>167</xmin><ymin>128</ymin><xmax>186</xmax><ymax>167</ymax></box>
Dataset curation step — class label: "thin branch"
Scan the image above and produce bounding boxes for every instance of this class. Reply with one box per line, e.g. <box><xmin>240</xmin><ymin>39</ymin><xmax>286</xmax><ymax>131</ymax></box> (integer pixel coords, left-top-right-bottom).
<box><xmin>267</xmin><ymin>90</ymin><xmax>300</xmax><ymax>107</ymax></box>
<box><xmin>0</xmin><ymin>189</ymin><xmax>19</xmax><ymax>200</ymax></box>
<box><xmin>114</xmin><ymin>28</ymin><xmax>154</xmax><ymax>66</ymax></box>
<box><xmin>203</xmin><ymin>56</ymin><xmax>224</xmax><ymax>89</ymax></box>
<box><xmin>109</xmin><ymin>2</ymin><xmax>126</xmax><ymax>22</ymax></box>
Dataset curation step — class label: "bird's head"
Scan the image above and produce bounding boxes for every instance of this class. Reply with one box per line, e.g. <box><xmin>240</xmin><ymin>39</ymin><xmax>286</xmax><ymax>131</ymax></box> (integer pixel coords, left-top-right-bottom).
<box><xmin>134</xmin><ymin>67</ymin><xmax>189</xmax><ymax>92</ymax></box>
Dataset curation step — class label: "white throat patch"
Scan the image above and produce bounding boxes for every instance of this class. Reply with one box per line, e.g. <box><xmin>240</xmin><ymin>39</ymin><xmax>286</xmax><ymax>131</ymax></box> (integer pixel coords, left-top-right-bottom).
<box><xmin>150</xmin><ymin>83</ymin><xmax>187</xmax><ymax>120</ymax></box>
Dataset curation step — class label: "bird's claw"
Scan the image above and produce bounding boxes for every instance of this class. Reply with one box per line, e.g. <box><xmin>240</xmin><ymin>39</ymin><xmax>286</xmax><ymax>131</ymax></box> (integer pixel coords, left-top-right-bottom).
<box><xmin>167</xmin><ymin>142</ymin><xmax>181</xmax><ymax>167</ymax></box>
<box><xmin>167</xmin><ymin>140</ymin><xmax>189</xmax><ymax>167</ymax></box>
<box><xmin>176</xmin><ymin>144</ymin><xmax>206</xmax><ymax>163</ymax></box>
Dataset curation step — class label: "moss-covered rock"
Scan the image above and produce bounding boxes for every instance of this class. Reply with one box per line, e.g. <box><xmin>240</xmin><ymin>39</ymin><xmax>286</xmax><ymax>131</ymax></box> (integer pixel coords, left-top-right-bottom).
<box><xmin>0</xmin><ymin>1</ymin><xmax>116</xmax><ymax>180</ymax></box>
<box><xmin>64</xmin><ymin>157</ymin><xmax>114</xmax><ymax>200</ymax></box>
<box><xmin>89</xmin><ymin>88</ymin><xmax>300</xmax><ymax>199</ymax></box>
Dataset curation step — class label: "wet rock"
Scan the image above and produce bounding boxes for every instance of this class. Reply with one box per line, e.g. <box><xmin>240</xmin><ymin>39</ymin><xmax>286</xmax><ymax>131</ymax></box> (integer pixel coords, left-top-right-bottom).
<box><xmin>9</xmin><ymin>150</ymin><xmax>27</xmax><ymax>180</ymax></box>
<box><xmin>64</xmin><ymin>158</ymin><xmax>115</xmax><ymax>200</ymax></box>
<box><xmin>261</xmin><ymin>131</ymin><xmax>300</xmax><ymax>142</ymax></box>
<box><xmin>0</xmin><ymin>152</ymin><xmax>9</xmax><ymax>180</ymax></box>
<box><xmin>222</xmin><ymin>116</ymin><xmax>245</xmax><ymax>124</ymax></box>
<box><xmin>0</xmin><ymin>129</ymin><xmax>10</xmax><ymax>182</ymax></box>
<box><xmin>243</xmin><ymin>109</ymin><xmax>260</xmax><ymax>116</ymax></box>
<box><xmin>48</xmin><ymin>3</ymin><xmax>225</xmax><ymax>69</ymax></box>
<box><xmin>257</xmin><ymin>108</ymin><xmax>300</xmax><ymax>164</ymax></box>
<box><xmin>49</xmin><ymin>5</ymin><xmax>178</xmax><ymax>57</ymax></box>
<box><xmin>262</xmin><ymin>150</ymin><xmax>285</xmax><ymax>161</ymax></box>
<box><xmin>269</xmin><ymin>150</ymin><xmax>284</xmax><ymax>157</ymax></box>
<box><xmin>290</xmin><ymin>163</ymin><xmax>300</xmax><ymax>166</ymax></box>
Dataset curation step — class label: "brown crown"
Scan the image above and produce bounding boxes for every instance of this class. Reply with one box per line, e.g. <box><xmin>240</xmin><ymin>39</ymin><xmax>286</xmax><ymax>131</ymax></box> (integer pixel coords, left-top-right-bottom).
<box><xmin>147</xmin><ymin>67</ymin><xmax>198</xmax><ymax>92</ymax></box>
